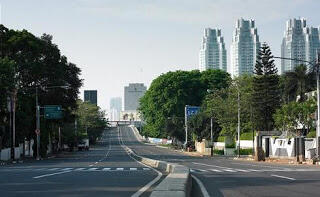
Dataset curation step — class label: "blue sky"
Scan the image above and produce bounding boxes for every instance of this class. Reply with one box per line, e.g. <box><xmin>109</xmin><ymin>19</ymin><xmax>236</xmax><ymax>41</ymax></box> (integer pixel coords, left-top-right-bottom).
<box><xmin>1</xmin><ymin>0</ymin><xmax>320</xmax><ymax>112</ymax></box>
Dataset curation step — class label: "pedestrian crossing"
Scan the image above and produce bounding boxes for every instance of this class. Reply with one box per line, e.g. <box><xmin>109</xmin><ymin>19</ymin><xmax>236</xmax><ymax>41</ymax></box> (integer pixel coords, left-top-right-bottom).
<box><xmin>0</xmin><ymin>167</ymin><xmax>151</xmax><ymax>172</ymax></box>
<box><xmin>190</xmin><ymin>167</ymin><xmax>320</xmax><ymax>174</ymax></box>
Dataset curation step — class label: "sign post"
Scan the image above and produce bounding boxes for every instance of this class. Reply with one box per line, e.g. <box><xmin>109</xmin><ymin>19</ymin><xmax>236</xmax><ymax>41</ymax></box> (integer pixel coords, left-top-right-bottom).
<box><xmin>184</xmin><ymin>105</ymin><xmax>200</xmax><ymax>148</ymax></box>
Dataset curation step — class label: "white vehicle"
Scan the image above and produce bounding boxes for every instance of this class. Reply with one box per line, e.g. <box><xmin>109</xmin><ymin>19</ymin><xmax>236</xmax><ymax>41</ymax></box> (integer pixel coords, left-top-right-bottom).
<box><xmin>78</xmin><ymin>139</ymin><xmax>89</xmax><ymax>151</ymax></box>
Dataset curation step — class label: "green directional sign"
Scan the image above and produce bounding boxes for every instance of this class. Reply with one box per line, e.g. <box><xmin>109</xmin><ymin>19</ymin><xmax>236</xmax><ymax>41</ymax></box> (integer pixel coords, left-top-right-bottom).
<box><xmin>44</xmin><ymin>105</ymin><xmax>63</xmax><ymax>119</ymax></box>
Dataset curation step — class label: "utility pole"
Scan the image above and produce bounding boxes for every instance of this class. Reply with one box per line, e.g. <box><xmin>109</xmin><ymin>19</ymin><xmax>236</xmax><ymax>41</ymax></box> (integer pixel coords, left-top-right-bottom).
<box><xmin>316</xmin><ymin>52</ymin><xmax>320</xmax><ymax>157</ymax></box>
<box><xmin>237</xmin><ymin>87</ymin><xmax>241</xmax><ymax>157</ymax></box>
<box><xmin>211</xmin><ymin>117</ymin><xmax>213</xmax><ymax>156</ymax></box>
<box><xmin>184</xmin><ymin>105</ymin><xmax>188</xmax><ymax>148</ymax></box>
<box><xmin>36</xmin><ymin>87</ymin><xmax>40</xmax><ymax>160</ymax></box>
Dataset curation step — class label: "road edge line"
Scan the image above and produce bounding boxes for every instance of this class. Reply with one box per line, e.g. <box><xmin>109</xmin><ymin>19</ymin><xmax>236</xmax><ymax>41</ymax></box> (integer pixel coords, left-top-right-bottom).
<box><xmin>191</xmin><ymin>174</ymin><xmax>210</xmax><ymax>197</ymax></box>
<box><xmin>121</xmin><ymin>126</ymin><xmax>192</xmax><ymax>197</ymax></box>
<box><xmin>117</xmin><ymin>127</ymin><xmax>163</xmax><ymax>197</ymax></box>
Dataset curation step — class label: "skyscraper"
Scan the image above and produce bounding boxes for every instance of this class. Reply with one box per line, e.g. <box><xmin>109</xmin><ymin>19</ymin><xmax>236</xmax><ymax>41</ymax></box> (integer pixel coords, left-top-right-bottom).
<box><xmin>281</xmin><ymin>18</ymin><xmax>320</xmax><ymax>74</ymax></box>
<box><xmin>84</xmin><ymin>90</ymin><xmax>97</xmax><ymax>106</ymax></box>
<box><xmin>199</xmin><ymin>28</ymin><xmax>227</xmax><ymax>71</ymax></box>
<box><xmin>109</xmin><ymin>97</ymin><xmax>122</xmax><ymax>121</ymax></box>
<box><xmin>124</xmin><ymin>83</ymin><xmax>147</xmax><ymax>111</ymax></box>
<box><xmin>230</xmin><ymin>18</ymin><xmax>260</xmax><ymax>77</ymax></box>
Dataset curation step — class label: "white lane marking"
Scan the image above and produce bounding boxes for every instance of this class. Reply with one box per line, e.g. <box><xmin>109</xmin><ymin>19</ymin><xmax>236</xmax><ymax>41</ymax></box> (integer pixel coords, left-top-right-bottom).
<box><xmin>116</xmin><ymin>168</ymin><xmax>124</xmax><ymax>171</ymax></box>
<box><xmin>48</xmin><ymin>168</ymin><xmax>60</xmax><ymax>171</ymax></box>
<box><xmin>130</xmin><ymin>168</ymin><xmax>137</xmax><ymax>171</ymax></box>
<box><xmin>234</xmin><ymin>169</ymin><xmax>250</xmax><ymax>172</ymax></box>
<box><xmin>248</xmin><ymin>169</ymin><xmax>263</xmax><ymax>172</ymax></box>
<box><xmin>143</xmin><ymin>168</ymin><xmax>150</xmax><ymax>171</ymax></box>
<box><xmin>34</xmin><ymin>168</ymin><xmax>47</xmax><ymax>171</ymax></box>
<box><xmin>88</xmin><ymin>168</ymin><xmax>98</xmax><ymax>171</ymax></box>
<box><xmin>102</xmin><ymin>168</ymin><xmax>111</xmax><ymax>171</ymax></box>
<box><xmin>209</xmin><ymin>169</ymin><xmax>222</xmax><ymax>172</ymax></box>
<box><xmin>33</xmin><ymin>170</ymin><xmax>72</xmax><ymax>179</ymax></box>
<box><xmin>223</xmin><ymin>169</ymin><xmax>237</xmax><ymax>172</ymax></box>
<box><xmin>271</xmin><ymin>174</ymin><xmax>296</xmax><ymax>181</ymax></box>
<box><xmin>74</xmin><ymin>168</ymin><xmax>86</xmax><ymax>171</ymax></box>
<box><xmin>191</xmin><ymin>174</ymin><xmax>210</xmax><ymax>197</ymax></box>
<box><xmin>119</xmin><ymin>127</ymin><xmax>163</xmax><ymax>197</ymax></box>
<box><xmin>61</xmin><ymin>168</ymin><xmax>73</xmax><ymax>171</ymax></box>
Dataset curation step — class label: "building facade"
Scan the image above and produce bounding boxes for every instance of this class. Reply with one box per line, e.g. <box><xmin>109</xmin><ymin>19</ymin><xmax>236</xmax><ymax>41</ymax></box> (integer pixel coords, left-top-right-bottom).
<box><xmin>84</xmin><ymin>90</ymin><xmax>97</xmax><ymax>106</ymax></box>
<box><xmin>281</xmin><ymin>18</ymin><xmax>320</xmax><ymax>74</ymax></box>
<box><xmin>199</xmin><ymin>28</ymin><xmax>227</xmax><ymax>71</ymax></box>
<box><xmin>124</xmin><ymin>83</ymin><xmax>147</xmax><ymax>111</ymax></box>
<box><xmin>109</xmin><ymin>97</ymin><xmax>122</xmax><ymax>121</ymax></box>
<box><xmin>230</xmin><ymin>19</ymin><xmax>261</xmax><ymax>77</ymax></box>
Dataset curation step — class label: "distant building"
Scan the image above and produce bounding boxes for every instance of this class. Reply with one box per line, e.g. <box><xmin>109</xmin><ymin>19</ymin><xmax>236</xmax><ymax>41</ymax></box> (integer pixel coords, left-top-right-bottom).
<box><xmin>109</xmin><ymin>97</ymin><xmax>122</xmax><ymax>121</ymax></box>
<box><xmin>84</xmin><ymin>90</ymin><xmax>97</xmax><ymax>105</ymax></box>
<box><xmin>124</xmin><ymin>83</ymin><xmax>147</xmax><ymax>111</ymax></box>
<box><xmin>199</xmin><ymin>28</ymin><xmax>227</xmax><ymax>71</ymax></box>
<box><xmin>230</xmin><ymin>18</ymin><xmax>261</xmax><ymax>77</ymax></box>
<box><xmin>120</xmin><ymin>110</ymin><xmax>141</xmax><ymax>121</ymax></box>
<box><xmin>281</xmin><ymin>18</ymin><xmax>320</xmax><ymax>74</ymax></box>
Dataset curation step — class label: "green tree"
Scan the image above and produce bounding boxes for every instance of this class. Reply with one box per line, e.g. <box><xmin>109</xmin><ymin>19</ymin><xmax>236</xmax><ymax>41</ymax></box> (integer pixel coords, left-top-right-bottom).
<box><xmin>274</xmin><ymin>99</ymin><xmax>316</xmax><ymax>136</ymax></box>
<box><xmin>282</xmin><ymin>64</ymin><xmax>315</xmax><ymax>103</ymax></box>
<box><xmin>139</xmin><ymin>69</ymin><xmax>230</xmax><ymax>139</ymax></box>
<box><xmin>188</xmin><ymin>112</ymin><xmax>220</xmax><ymax>142</ymax></box>
<box><xmin>252</xmin><ymin>43</ymin><xmax>280</xmax><ymax>131</ymax></box>
<box><xmin>204</xmin><ymin>75</ymin><xmax>254</xmax><ymax>137</ymax></box>
<box><xmin>74</xmin><ymin>100</ymin><xmax>108</xmax><ymax>144</ymax></box>
<box><xmin>0</xmin><ymin>25</ymin><xmax>82</xmax><ymax>154</ymax></box>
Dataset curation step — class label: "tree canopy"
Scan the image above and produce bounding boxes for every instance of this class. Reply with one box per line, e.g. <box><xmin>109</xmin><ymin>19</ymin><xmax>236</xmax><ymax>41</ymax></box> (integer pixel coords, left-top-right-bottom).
<box><xmin>139</xmin><ymin>69</ymin><xmax>230</xmax><ymax>140</ymax></box>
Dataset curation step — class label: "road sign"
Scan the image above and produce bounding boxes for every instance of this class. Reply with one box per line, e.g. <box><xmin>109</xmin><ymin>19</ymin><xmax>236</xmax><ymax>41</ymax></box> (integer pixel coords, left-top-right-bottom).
<box><xmin>44</xmin><ymin>105</ymin><xmax>63</xmax><ymax>119</ymax></box>
<box><xmin>186</xmin><ymin>105</ymin><xmax>200</xmax><ymax>118</ymax></box>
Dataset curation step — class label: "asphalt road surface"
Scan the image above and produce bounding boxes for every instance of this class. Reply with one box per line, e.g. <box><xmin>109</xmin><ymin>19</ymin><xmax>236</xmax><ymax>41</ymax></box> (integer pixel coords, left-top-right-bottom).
<box><xmin>121</xmin><ymin>125</ymin><xmax>320</xmax><ymax>197</ymax></box>
<box><xmin>0</xmin><ymin>128</ymin><xmax>161</xmax><ymax>197</ymax></box>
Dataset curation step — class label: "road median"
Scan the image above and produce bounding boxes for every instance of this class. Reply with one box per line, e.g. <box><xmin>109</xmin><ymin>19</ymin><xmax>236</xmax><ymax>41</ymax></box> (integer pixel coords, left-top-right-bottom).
<box><xmin>123</xmin><ymin>144</ymin><xmax>191</xmax><ymax>197</ymax></box>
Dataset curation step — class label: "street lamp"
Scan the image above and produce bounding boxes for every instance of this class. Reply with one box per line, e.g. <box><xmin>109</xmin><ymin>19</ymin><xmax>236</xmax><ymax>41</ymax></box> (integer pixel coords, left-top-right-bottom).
<box><xmin>35</xmin><ymin>85</ymin><xmax>69</xmax><ymax>160</ymax></box>
<box><xmin>274</xmin><ymin>52</ymin><xmax>320</xmax><ymax>158</ymax></box>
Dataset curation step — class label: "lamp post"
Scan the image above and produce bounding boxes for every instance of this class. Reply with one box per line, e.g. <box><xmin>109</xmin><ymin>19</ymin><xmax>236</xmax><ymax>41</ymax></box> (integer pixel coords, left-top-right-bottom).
<box><xmin>237</xmin><ymin>88</ymin><xmax>241</xmax><ymax>158</ymax></box>
<box><xmin>274</xmin><ymin>52</ymin><xmax>320</xmax><ymax>158</ymax></box>
<box><xmin>35</xmin><ymin>85</ymin><xmax>69</xmax><ymax>160</ymax></box>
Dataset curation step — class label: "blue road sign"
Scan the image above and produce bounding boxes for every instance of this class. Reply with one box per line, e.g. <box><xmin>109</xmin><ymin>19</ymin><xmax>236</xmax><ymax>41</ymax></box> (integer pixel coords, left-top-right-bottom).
<box><xmin>186</xmin><ymin>105</ymin><xmax>200</xmax><ymax>118</ymax></box>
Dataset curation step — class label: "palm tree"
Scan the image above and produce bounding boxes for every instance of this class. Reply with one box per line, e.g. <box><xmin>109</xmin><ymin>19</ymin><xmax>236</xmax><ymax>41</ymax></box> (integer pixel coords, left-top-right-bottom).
<box><xmin>283</xmin><ymin>64</ymin><xmax>315</xmax><ymax>103</ymax></box>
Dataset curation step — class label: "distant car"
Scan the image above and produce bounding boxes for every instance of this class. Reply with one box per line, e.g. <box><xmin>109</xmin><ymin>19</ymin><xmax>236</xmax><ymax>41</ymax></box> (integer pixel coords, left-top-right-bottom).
<box><xmin>78</xmin><ymin>139</ymin><xmax>89</xmax><ymax>151</ymax></box>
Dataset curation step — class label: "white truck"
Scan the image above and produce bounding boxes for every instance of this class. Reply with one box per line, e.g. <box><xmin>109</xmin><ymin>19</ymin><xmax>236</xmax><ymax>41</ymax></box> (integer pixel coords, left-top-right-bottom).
<box><xmin>78</xmin><ymin>139</ymin><xmax>89</xmax><ymax>151</ymax></box>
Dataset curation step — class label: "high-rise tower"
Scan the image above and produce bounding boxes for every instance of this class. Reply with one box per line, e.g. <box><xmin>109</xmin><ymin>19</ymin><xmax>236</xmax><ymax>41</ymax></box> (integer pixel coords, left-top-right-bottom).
<box><xmin>281</xmin><ymin>18</ymin><xmax>320</xmax><ymax>74</ymax></box>
<box><xmin>230</xmin><ymin>19</ymin><xmax>260</xmax><ymax>77</ymax></box>
<box><xmin>199</xmin><ymin>28</ymin><xmax>227</xmax><ymax>71</ymax></box>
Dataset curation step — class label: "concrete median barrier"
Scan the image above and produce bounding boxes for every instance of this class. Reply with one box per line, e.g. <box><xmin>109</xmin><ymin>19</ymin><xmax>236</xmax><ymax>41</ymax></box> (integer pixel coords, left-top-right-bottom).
<box><xmin>123</xmin><ymin>146</ymin><xmax>191</xmax><ymax>197</ymax></box>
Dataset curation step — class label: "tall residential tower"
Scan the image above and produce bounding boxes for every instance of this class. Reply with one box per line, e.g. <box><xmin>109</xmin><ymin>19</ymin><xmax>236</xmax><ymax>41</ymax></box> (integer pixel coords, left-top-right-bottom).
<box><xmin>199</xmin><ymin>28</ymin><xmax>227</xmax><ymax>71</ymax></box>
<box><xmin>230</xmin><ymin>19</ymin><xmax>260</xmax><ymax>77</ymax></box>
<box><xmin>281</xmin><ymin>18</ymin><xmax>320</xmax><ymax>74</ymax></box>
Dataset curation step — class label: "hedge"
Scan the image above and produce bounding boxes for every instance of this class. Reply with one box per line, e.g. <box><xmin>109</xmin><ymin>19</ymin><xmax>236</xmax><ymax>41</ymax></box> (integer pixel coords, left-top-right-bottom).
<box><xmin>234</xmin><ymin>148</ymin><xmax>253</xmax><ymax>155</ymax></box>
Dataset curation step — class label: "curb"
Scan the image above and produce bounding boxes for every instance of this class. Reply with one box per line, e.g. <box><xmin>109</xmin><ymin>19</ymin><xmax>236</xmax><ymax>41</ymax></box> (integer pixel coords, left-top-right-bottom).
<box><xmin>123</xmin><ymin>145</ymin><xmax>191</xmax><ymax>197</ymax></box>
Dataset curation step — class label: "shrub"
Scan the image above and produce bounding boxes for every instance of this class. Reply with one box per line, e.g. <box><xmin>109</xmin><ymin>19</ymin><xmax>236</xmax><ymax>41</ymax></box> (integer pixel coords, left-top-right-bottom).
<box><xmin>225</xmin><ymin>143</ymin><xmax>236</xmax><ymax>148</ymax></box>
<box><xmin>213</xmin><ymin>149</ymin><xmax>224</xmax><ymax>155</ymax></box>
<box><xmin>234</xmin><ymin>148</ymin><xmax>253</xmax><ymax>155</ymax></box>
<box><xmin>307</xmin><ymin>130</ymin><xmax>316</xmax><ymax>138</ymax></box>
<box><xmin>217</xmin><ymin>136</ymin><xmax>225</xmax><ymax>142</ymax></box>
